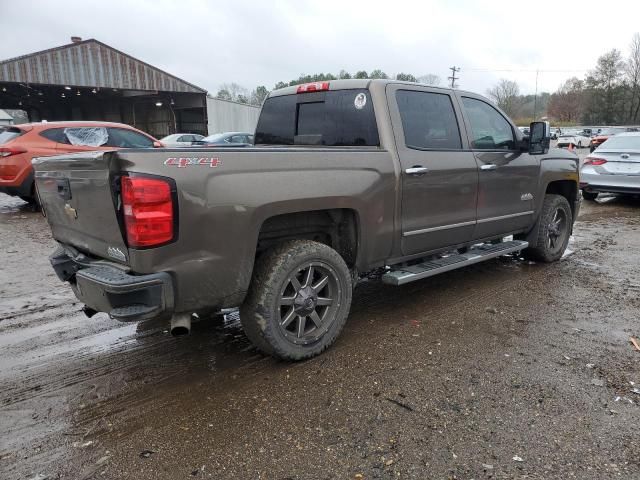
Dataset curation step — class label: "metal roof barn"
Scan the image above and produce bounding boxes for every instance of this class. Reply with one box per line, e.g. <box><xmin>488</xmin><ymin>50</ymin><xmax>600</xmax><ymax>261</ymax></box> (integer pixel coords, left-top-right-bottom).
<box><xmin>0</xmin><ymin>38</ymin><xmax>208</xmax><ymax>138</ymax></box>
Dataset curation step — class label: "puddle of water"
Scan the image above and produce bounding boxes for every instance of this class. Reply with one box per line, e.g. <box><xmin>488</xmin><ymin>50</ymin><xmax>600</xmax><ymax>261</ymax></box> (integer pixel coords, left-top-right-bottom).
<box><xmin>0</xmin><ymin>321</ymin><xmax>137</xmax><ymax>378</ymax></box>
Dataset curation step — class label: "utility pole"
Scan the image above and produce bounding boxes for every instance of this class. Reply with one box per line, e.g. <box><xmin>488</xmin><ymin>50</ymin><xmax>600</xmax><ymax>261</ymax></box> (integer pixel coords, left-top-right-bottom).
<box><xmin>448</xmin><ymin>66</ymin><xmax>460</xmax><ymax>88</ymax></box>
<box><xmin>533</xmin><ymin>69</ymin><xmax>539</xmax><ymax>120</ymax></box>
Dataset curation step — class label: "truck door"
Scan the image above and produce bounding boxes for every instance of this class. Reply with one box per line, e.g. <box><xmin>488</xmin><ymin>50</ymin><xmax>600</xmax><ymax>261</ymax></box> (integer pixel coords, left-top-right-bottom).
<box><xmin>387</xmin><ymin>85</ymin><xmax>479</xmax><ymax>256</ymax></box>
<box><xmin>457</xmin><ymin>94</ymin><xmax>540</xmax><ymax>240</ymax></box>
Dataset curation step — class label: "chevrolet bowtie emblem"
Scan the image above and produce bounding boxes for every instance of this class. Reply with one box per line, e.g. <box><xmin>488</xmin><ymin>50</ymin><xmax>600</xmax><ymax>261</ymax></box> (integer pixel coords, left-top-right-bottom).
<box><xmin>64</xmin><ymin>203</ymin><xmax>77</xmax><ymax>219</ymax></box>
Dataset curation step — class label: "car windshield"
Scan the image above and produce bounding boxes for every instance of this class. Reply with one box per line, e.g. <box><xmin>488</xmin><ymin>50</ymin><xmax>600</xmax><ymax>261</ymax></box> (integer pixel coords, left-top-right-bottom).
<box><xmin>598</xmin><ymin>135</ymin><xmax>640</xmax><ymax>150</ymax></box>
<box><xmin>202</xmin><ymin>133</ymin><xmax>228</xmax><ymax>143</ymax></box>
<box><xmin>0</xmin><ymin>127</ymin><xmax>23</xmax><ymax>144</ymax></box>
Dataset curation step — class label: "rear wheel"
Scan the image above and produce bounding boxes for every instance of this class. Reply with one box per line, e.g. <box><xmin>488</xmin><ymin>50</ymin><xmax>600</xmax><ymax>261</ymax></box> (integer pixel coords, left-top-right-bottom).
<box><xmin>525</xmin><ymin>194</ymin><xmax>572</xmax><ymax>263</ymax></box>
<box><xmin>240</xmin><ymin>240</ymin><xmax>352</xmax><ymax>360</ymax></box>
<box><xmin>582</xmin><ymin>190</ymin><xmax>598</xmax><ymax>201</ymax></box>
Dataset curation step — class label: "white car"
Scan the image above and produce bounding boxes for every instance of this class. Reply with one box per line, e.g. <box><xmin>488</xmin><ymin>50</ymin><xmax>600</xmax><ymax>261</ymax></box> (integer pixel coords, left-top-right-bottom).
<box><xmin>580</xmin><ymin>132</ymin><xmax>640</xmax><ymax>200</ymax></box>
<box><xmin>159</xmin><ymin>133</ymin><xmax>205</xmax><ymax>147</ymax></box>
<box><xmin>557</xmin><ymin>132</ymin><xmax>589</xmax><ymax>149</ymax></box>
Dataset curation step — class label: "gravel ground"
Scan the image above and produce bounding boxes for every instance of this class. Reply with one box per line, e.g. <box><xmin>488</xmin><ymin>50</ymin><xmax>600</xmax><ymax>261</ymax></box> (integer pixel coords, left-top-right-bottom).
<box><xmin>1</xmin><ymin>151</ymin><xmax>639</xmax><ymax>479</ymax></box>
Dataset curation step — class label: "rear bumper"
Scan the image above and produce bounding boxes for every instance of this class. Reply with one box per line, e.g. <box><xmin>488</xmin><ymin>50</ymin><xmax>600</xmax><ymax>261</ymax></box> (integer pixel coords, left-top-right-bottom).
<box><xmin>0</xmin><ymin>170</ymin><xmax>34</xmax><ymax>197</ymax></box>
<box><xmin>581</xmin><ymin>184</ymin><xmax>640</xmax><ymax>195</ymax></box>
<box><xmin>50</xmin><ymin>248</ymin><xmax>174</xmax><ymax>322</ymax></box>
<box><xmin>580</xmin><ymin>171</ymin><xmax>640</xmax><ymax>195</ymax></box>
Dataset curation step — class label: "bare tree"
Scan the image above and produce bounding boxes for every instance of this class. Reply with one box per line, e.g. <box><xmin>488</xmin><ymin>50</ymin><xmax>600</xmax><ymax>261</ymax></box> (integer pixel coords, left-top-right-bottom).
<box><xmin>626</xmin><ymin>33</ymin><xmax>640</xmax><ymax>122</ymax></box>
<box><xmin>216</xmin><ymin>83</ymin><xmax>250</xmax><ymax>103</ymax></box>
<box><xmin>548</xmin><ymin>77</ymin><xmax>585</xmax><ymax>123</ymax></box>
<box><xmin>418</xmin><ymin>74</ymin><xmax>441</xmax><ymax>86</ymax></box>
<box><xmin>487</xmin><ymin>79</ymin><xmax>521</xmax><ymax>117</ymax></box>
<box><xmin>250</xmin><ymin>86</ymin><xmax>269</xmax><ymax>106</ymax></box>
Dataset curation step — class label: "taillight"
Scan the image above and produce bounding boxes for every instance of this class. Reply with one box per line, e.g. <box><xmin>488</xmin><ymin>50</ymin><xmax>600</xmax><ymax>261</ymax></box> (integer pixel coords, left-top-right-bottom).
<box><xmin>121</xmin><ymin>175</ymin><xmax>175</xmax><ymax>248</ymax></box>
<box><xmin>0</xmin><ymin>146</ymin><xmax>27</xmax><ymax>157</ymax></box>
<box><xmin>584</xmin><ymin>157</ymin><xmax>607</xmax><ymax>166</ymax></box>
<box><xmin>296</xmin><ymin>82</ymin><xmax>330</xmax><ymax>93</ymax></box>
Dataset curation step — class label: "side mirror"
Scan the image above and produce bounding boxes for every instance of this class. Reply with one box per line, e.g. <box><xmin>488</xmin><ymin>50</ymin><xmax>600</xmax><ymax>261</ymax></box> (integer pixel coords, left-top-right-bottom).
<box><xmin>528</xmin><ymin>121</ymin><xmax>550</xmax><ymax>155</ymax></box>
<box><xmin>153</xmin><ymin>141</ymin><xmax>163</xmax><ymax>148</ymax></box>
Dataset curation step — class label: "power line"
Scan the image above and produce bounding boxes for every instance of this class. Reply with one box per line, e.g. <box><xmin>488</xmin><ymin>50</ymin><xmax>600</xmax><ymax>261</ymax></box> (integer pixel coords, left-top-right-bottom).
<box><xmin>466</xmin><ymin>68</ymin><xmax>590</xmax><ymax>73</ymax></box>
<box><xmin>448</xmin><ymin>66</ymin><xmax>460</xmax><ymax>88</ymax></box>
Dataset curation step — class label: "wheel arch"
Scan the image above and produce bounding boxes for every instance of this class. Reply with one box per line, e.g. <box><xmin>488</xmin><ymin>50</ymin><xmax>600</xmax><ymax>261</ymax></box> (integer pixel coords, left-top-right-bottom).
<box><xmin>254</xmin><ymin>207</ymin><xmax>362</xmax><ymax>270</ymax></box>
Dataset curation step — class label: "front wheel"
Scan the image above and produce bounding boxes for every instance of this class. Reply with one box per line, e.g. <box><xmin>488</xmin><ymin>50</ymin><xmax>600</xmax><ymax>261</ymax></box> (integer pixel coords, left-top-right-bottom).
<box><xmin>582</xmin><ymin>190</ymin><xmax>598</xmax><ymax>201</ymax></box>
<box><xmin>524</xmin><ymin>194</ymin><xmax>573</xmax><ymax>263</ymax></box>
<box><xmin>240</xmin><ymin>240</ymin><xmax>352</xmax><ymax>360</ymax></box>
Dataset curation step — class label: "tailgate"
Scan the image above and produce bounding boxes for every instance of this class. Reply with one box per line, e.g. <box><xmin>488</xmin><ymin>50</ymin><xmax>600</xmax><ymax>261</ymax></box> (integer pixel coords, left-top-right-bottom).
<box><xmin>33</xmin><ymin>150</ymin><xmax>129</xmax><ymax>263</ymax></box>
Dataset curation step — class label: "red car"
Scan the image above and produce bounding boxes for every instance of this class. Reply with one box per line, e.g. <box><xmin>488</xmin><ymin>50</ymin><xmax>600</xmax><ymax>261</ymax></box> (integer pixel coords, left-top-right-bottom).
<box><xmin>0</xmin><ymin>121</ymin><xmax>162</xmax><ymax>203</ymax></box>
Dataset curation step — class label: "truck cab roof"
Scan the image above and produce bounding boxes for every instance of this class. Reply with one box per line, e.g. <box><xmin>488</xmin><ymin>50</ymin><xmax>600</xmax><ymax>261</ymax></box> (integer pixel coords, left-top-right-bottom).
<box><xmin>268</xmin><ymin>78</ymin><xmax>472</xmax><ymax>98</ymax></box>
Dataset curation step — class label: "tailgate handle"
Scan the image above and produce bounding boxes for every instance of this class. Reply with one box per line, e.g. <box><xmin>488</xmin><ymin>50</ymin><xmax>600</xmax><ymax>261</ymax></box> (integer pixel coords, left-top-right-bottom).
<box><xmin>56</xmin><ymin>178</ymin><xmax>72</xmax><ymax>201</ymax></box>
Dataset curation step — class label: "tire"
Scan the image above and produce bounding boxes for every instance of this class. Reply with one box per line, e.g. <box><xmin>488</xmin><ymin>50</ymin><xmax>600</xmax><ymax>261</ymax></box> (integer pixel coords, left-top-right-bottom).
<box><xmin>19</xmin><ymin>194</ymin><xmax>40</xmax><ymax>211</ymax></box>
<box><xmin>582</xmin><ymin>190</ymin><xmax>598</xmax><ymax>201</ymax></box>
<box><xmin>240</xmin><ymin>240</ymin><xmax>352</xmax><ymax>361</ymax></box>
<box><xmin>524</xmin><ymin>194</ymin><xmax>573</xmax><ymax>263</ymax></box>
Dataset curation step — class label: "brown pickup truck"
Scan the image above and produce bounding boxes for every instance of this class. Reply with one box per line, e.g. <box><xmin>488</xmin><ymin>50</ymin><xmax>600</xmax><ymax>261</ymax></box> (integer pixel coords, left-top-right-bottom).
<box><xmin>34</xmin><ymin>79</ymin><xmax>580</xmax><ymax>360</ymax></box>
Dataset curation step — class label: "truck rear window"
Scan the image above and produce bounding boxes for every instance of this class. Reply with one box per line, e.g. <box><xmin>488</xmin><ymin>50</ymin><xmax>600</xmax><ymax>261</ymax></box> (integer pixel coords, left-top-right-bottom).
<box><xmin>255</xmin><ymin>89</ymin><xmax>379</xmax><ymax>147</ymax></box>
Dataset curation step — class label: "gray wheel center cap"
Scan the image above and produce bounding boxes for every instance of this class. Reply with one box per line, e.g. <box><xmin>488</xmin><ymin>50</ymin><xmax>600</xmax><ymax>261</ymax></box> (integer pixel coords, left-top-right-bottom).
<box><xmin>294</xmin><ymin>286</ymin><xmax>317</xmax><ymax>315</ymax></box>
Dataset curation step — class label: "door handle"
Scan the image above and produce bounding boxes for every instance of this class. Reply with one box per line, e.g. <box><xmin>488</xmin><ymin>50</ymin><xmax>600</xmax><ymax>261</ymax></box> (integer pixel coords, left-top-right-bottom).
<box><xmin>480</xmin><ymin>164</ymin><xmax>497</xmax><ymax>171</ymax></box>
<box><xmin>405</xmin><ymin>166</ymin><xmax>429</xmax><ymax>176</ymax></box>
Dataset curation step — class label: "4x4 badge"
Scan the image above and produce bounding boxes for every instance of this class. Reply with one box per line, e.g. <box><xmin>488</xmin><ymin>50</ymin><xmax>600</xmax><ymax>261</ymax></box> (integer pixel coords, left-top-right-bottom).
<box><xmin>164</xmin><ymin>157</ymin><xmax>222</xmax><ymax>168</ymax></box>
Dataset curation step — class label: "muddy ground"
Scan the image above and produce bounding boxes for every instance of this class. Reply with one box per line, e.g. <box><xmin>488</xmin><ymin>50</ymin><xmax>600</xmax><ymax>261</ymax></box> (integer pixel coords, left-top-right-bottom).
<box><xmin>1</xmin><ymin>169</ymin><xmax>640</xmax><ymax>479</ymax></box>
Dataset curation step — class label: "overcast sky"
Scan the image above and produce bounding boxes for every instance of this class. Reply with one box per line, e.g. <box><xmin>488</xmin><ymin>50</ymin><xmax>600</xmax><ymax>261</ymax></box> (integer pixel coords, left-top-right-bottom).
<box><xmin>2</xmin><ymin>0</ymin><xmax>639</xmax><ymax>96</ymax></box>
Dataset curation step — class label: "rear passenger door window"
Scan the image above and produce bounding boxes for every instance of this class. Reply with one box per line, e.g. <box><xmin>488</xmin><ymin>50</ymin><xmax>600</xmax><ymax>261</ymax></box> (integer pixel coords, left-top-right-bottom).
<box><xmin>396</xmin><ymin>90</ymin><xmax>462</xmax><ymax>150</ymax></box>
<box><xmin>39</xmin><ymin>128</ymin><xmax>68</xmax><ymax>144</ymax></box>
<box><xmin>105</xmin><ymin>128</ymin><xmax>154</xmax><ymax>148</ymax></box>
<box><xmin>461</xmin><ymin>97</ymin><xmax>515</xmax><ymax>150</ymax></box>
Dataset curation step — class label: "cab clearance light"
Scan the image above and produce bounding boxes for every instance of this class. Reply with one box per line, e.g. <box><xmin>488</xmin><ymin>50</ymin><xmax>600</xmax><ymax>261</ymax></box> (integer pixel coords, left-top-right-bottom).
<box><xmin>296</xmin><ymin>82</ymin><xmax>330</xmax><ymax>93</ymax></box>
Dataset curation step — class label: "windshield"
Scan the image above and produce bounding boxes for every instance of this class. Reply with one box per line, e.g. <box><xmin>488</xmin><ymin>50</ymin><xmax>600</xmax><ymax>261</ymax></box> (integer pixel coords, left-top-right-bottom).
<box><xmin>598</xmin><ymin>135</ymin><xmax>640</xmax><ymax>150</ymax></box>
<box><xmin>202</xmin><ymin>133</ymin><xmax>228</xmax><ymax>143</ymax></box>
<box><xmin>0</xmin><ymin>127</ymin><xmax>23</xmax><ymax>144</ymax></box>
